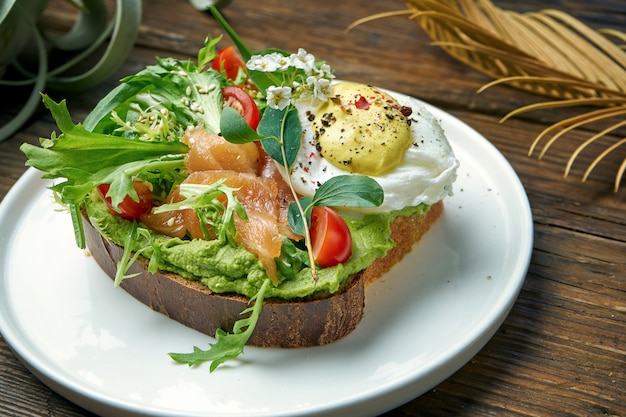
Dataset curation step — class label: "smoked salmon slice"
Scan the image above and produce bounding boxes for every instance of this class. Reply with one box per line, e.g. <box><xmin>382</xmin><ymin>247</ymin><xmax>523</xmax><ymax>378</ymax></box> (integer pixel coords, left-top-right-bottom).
<box><xmin>183</xmin><ymin>126</ymin><xmax>260</xmax><ymax>174</ymax></box>
<box><xmin>142</xmin><ymin>127</ymin><xmax>299</xmax><ymax>284</ymax></box>
<box><xmin>184</xmin><ymin>170</ymin><xmax>283</xmax><ymax>284</ymax></box>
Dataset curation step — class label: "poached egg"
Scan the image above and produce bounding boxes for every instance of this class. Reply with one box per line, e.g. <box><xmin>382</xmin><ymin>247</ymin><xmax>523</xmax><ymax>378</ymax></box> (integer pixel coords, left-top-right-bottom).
<box><xmin>289</xmin><ymin>81</ymin><xmax>459</xmax><ymax>213</ymax></box>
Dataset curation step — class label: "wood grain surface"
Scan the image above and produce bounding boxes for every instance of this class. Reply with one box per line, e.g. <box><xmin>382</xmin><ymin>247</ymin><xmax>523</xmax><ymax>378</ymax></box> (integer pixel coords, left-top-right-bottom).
<box><xmin>1</xmin><ymin>0</ymin><xmax>624</xmax><ymax>416</ymax></box>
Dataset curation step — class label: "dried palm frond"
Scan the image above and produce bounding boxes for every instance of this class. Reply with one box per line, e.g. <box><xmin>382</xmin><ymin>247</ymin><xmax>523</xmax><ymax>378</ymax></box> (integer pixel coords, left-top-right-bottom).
<box><xmin>348</xmin><ymin>0</ymin><xmax>626</xmax><ymax>191</ymax></box>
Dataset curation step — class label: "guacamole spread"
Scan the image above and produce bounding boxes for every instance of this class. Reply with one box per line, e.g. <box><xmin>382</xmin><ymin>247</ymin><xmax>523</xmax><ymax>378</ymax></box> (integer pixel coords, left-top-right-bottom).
<box><xmin>84</xmin><ymin>191</ymin><xmax>430</xmax><ymax>299</ymax></box>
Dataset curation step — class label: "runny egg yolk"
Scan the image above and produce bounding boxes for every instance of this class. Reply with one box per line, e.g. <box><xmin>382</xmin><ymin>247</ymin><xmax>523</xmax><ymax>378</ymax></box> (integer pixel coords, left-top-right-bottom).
<box><xmin>313</xmin><ymin>82</ymin><xmax>413</xmax><ymax>176</ymax></box>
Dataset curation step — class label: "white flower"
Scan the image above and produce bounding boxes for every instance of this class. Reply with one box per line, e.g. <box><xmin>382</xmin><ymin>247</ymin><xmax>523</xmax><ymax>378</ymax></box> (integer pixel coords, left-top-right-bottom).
<box><xmin>306</xmin><ymin>76</ymin><xmax>332</xmax><ymax>102</ymax></box>
<box><xmin>246</xmin><ymin>47</ymin><xmax>333</xmax><ymax>107</ymax></box>
<box><xmin>292</xmin><ymin>80</ymin><xmax>312</xmax><ymax>99</ymax></box>
<box><xmin>272</xmin><ymin>52</ymin><xmax>291</xmax><ymax>71</ymax></box>
<box><xmin>317</xmin><ymin>63</ymin><xmax>335</xmax><ymax>79</ymax></box>
<box><xmin>290</xmin><ymin>48</ymin><xmax>315</xmax><ymax>72</ymax></box>
<box><xmin>313</xmin><ymin>78</ymin><xmax>332</xmax><ymax>102</ymax></box>
<box><xmin>246</xmin><ymin>54</ymin><xmax>280</xmax><ymax>72</ymax></box>
<box><xmin>266</xmin><ymin>85</ymin><xmax>292</xmax><ymax>110</ymax></box>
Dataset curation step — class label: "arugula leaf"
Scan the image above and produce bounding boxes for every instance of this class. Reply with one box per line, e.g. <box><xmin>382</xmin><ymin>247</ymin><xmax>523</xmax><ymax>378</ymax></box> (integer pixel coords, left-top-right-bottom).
<box><xmin>78</xmin><ymin>157</ymin><xmax>185</xmax><ymax>208</ymax></box>
<box><xmin>114</xmin><ymin>220</ymin><xmax>142</xmax><ymax>286</ymax></box>
<box><xmin>21</xmin><ymin>97</ymin><xmax>188</xmax><ymax>207</ymax></box>
<box><xmin>276</xmin><ymin>237</ymin><xmax>310</xmax><ymax>279</ymax></box>
<box><xmin>114</xmin><ymin>224</ymin><xmax>166</xmax><ymax>287</ymax></box>
<box><xmin>169</xmin><ymin>278</ymin><xmax>271</xmax><ymax>372</ymax></box>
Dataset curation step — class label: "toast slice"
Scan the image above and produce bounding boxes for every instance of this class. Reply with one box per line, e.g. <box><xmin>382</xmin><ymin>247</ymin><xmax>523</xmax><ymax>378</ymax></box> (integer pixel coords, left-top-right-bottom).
<box><xmin>82</xmin><ymin>200</ymin><xmax>443</xmax><ymax>347</ymax></box>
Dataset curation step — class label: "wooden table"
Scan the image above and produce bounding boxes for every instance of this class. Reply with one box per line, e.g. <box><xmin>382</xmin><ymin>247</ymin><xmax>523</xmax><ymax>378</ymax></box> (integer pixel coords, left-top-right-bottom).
<box><xmin>1</xmin><ymin>0</ymin><xmax>624</xmax><ymax>415</ymax></box>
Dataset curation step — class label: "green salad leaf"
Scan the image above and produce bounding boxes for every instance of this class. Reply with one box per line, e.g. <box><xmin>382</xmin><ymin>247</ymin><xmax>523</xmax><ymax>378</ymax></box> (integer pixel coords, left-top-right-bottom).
<box><xmin>20</xmin><ymin>95</ymin><xmax>188</xmax><ymax>247</ymax></box>
<box><xmin>312</xmin><ymin>174</ymin><xmax>384</xmax><ymax>208</ymax></box>
<box><xmin>84</xmin><ymin>56</ymin><xmax>225</xmax><ymax>136</ymax></box>
<box><xmin>286</xmin><ymin>176</ymin><xmax>384</xmax><ymax>236</ymax></box>
<box><xmin>154</xmin><ymin>181</ymin><xmax>248</xmax><ymax>246</ymax></box>
<box><xmin>219</xmin><ymin>107</ymin><xmax>262</xmax><ymax>144</ymax></box>
<box><xmin>169</xmin><ymin>278</ymin><xmax>271</xmax><ymax>372</ymax></box>
<box><xmin>21</xmin><ymin>95</ymin><xmax>187</xmax><ymax>194</ymax></box>
<box><xmin>257</xmin><ymin>106</ymin><xmax>302</xmax><ymax>168</ymax></box>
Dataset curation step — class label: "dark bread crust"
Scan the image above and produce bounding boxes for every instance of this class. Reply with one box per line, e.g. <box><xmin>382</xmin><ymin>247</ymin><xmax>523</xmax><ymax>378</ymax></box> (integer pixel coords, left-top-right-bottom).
<box><xmin>82</xmin><ymin>200</ymin><xmax>443</xmax><ymax>348</ymax></box>
<box><xmin>83</xmin><ymin>214</ymin><xmax>364</xmax><ymax>347</ymax></box>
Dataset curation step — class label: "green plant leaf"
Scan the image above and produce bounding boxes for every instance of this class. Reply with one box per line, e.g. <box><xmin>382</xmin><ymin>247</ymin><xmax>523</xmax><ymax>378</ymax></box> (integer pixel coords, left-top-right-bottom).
<box><xmin>197</xmin><ymin>35</ymin><xmax>222</xmax><ymax>70</ymax></box>
<box><xmin>208</xmin><ymin>6</ymin><xmax>281</xmax><ymax>94</ymax></box>
<box><xmin>154</xmin><ymin>181</ymin><xmax>247</xmax><ymax>246</ymax></box>
<box><xmin>20</xmin><ymin>96</ymin><xmax>188</xmax><ymax>185</ymax></box>
<box><xmin>286</xmin><ymin>176</ymin><xmax>383</xmax><ymax>237</ymax></box>
<box><xmin>288</xmin><ymin>196</ymin><xmax>313</xmax><ymax>236</ymax></box>
<box><xmin>220</xmin><ymin>107</ymin><xmax>262</xmax><ymax>144</ymax></box>
<box><xmin>314</xmin><ymin>175</ymin><xmax>384</xmax><ymax>208</ymax></box>
<box><xmin>276</xmin><ymin>237</ymin><xmax>310</xmax><ymax>279</ymax></box>
<box><xmin>257</xmin><ymin>106</ymin><xmax>301</xmax><ymax>168</ymax></box>
<box><xmin>82</xmin><ymin>57</ymin><xmax>224</xmax><ymax>136</ymax></box>
<box><xmin>169</xmin><ymin>279</ymin><xmax>271</xmax><ymax>372</ymax></box>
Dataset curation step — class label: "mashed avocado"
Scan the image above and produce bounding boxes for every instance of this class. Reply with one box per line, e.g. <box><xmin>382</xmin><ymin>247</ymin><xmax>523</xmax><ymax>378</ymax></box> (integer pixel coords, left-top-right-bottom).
<box><xmin>84</xmin><ymin>191</ymin><xmax>430</xmax><ymax>299</ymax></box>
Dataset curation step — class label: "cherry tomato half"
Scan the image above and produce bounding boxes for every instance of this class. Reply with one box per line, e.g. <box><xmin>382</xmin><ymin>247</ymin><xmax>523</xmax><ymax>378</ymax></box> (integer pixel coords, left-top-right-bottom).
<box><xmin>222</xmin><ymin>85</ymin><xmax>260</xmax><ymax>130</ymax></box>
<box><xmin>97</xmin><ymin>182</ymin><xmax>154</xmax><ymax>220</ymax></box>
<box><xmin>212</xmin><ymin>46</ymin><xmax>246</xmax><ymax>81</ymax></box>
<box><xmin>309</xmin><ymin>206</ymin><xmax>353</xmax><ymax>268</ymax></box>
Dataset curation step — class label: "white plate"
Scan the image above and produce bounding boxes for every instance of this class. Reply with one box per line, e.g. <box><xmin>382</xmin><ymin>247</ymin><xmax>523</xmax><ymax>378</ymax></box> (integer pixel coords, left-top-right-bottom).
<box><xmin>0</xmin><ymin>101</ymin><xmax>533</xmax><ymax>417</ymax></box>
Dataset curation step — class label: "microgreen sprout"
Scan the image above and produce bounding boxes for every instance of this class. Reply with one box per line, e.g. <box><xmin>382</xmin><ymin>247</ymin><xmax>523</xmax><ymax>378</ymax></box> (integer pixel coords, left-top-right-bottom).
<box><xmin>111</xmin><ymin>104</ymin><xmax>181</xmax><ymax>142</ymax></box>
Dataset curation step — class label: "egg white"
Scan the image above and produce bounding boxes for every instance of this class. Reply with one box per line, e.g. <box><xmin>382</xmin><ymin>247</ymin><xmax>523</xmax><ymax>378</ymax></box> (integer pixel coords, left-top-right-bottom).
<box><xmin>288</xmin><ymin>87</ymin><xmax>459</xmax><ymax>213</ymax></box>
